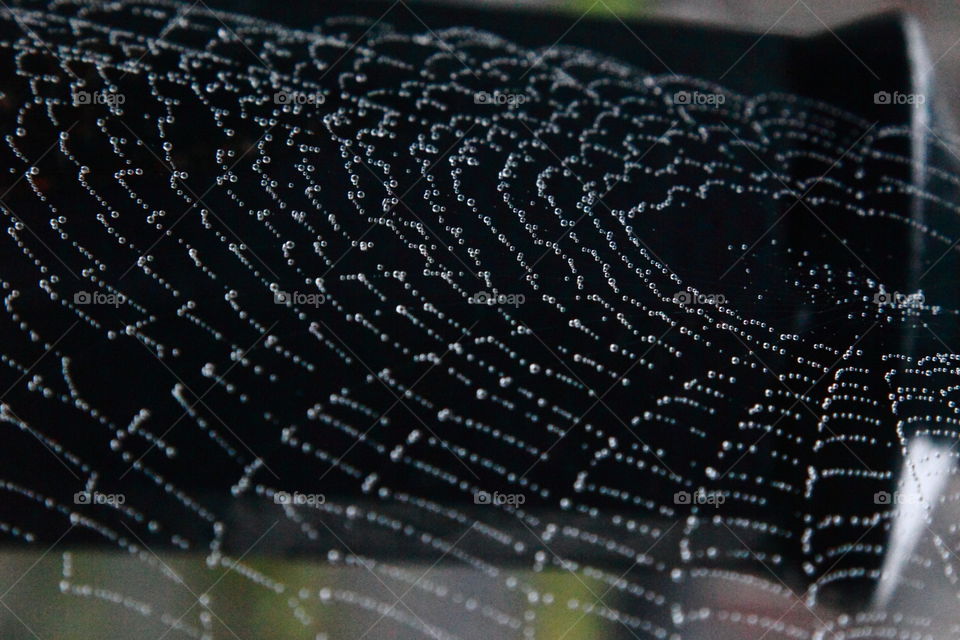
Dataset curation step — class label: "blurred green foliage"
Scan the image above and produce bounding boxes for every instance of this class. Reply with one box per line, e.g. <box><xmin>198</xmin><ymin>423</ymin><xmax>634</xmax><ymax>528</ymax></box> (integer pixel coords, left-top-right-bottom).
<box><xmin>565</xmin><ymin>0</ymin><xmax>648</xmax><ymax>19</ymax></box>
<box><xmin>1</xmin><ymin>549</ymin><xmax>608</xmax><ymax>639</ymax></box>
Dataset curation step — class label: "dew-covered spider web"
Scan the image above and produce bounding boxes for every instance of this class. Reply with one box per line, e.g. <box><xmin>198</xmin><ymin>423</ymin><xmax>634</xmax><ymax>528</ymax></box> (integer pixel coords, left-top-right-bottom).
<box><xmin>2</xmin><ymin>0</ymin><xmax>960</xmax><ymax>638</ymax></box>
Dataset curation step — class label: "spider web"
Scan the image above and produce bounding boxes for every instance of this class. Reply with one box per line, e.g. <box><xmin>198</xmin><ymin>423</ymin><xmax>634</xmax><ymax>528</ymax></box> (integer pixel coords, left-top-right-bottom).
<box><xmin>0</xmin><ymin>1</ymin><xmax>960</xmax><ymax>638</ymax></box>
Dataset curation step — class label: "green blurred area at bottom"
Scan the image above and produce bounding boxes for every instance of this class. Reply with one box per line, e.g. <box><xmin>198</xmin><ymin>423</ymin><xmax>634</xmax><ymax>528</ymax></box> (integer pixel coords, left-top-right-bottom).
<box><xmin>0</xmin><ymin>548</ymin><xmax>608</xmax><ymax>639</ymax></box>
